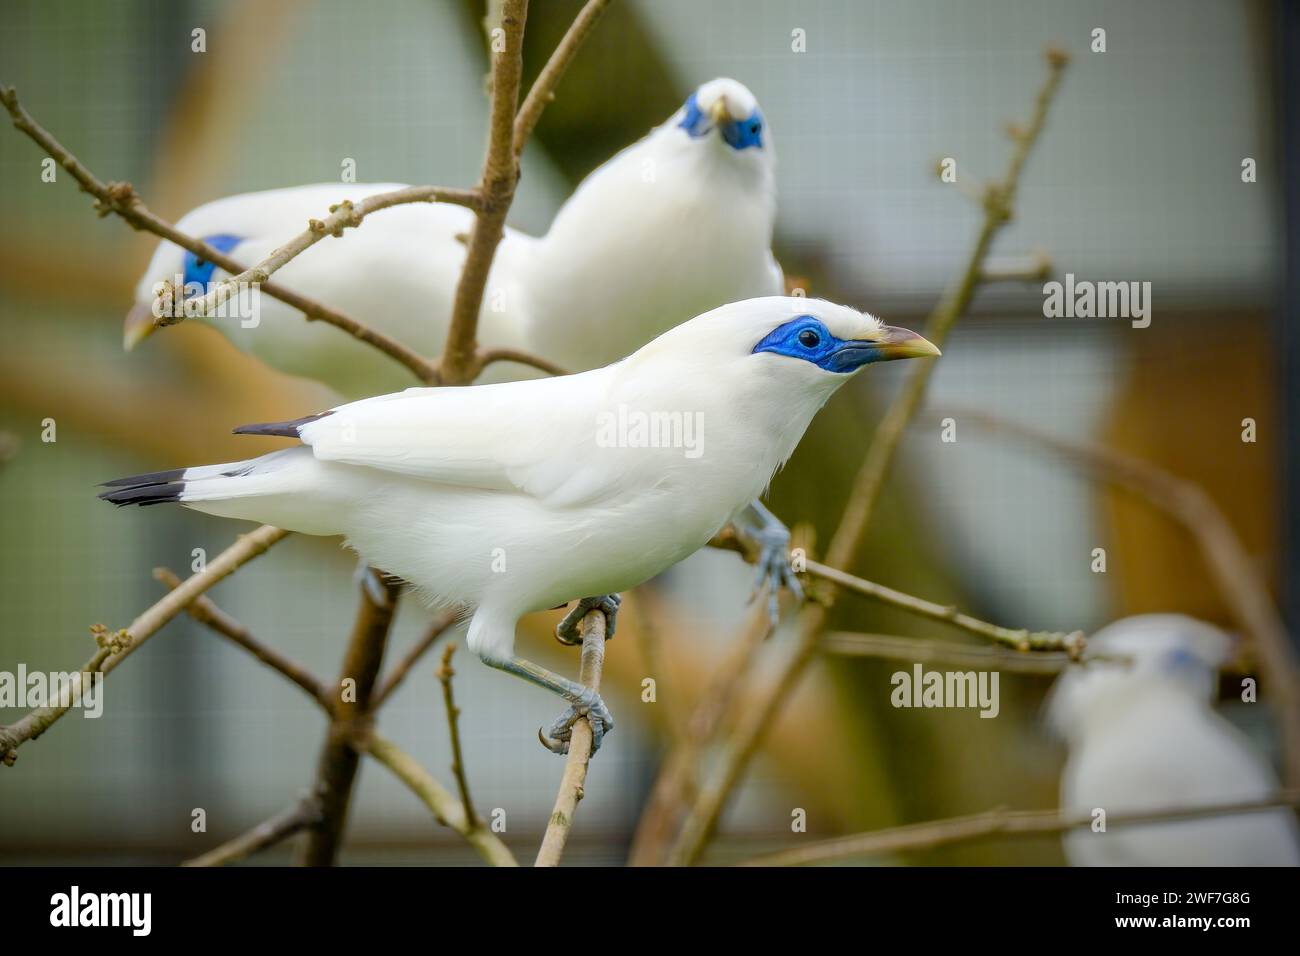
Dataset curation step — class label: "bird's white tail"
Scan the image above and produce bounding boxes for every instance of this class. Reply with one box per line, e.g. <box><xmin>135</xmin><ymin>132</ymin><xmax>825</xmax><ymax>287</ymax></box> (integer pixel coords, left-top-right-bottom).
<box><xmin>100</xmin><ymin>447</ymin><xmax>349</xmax><ymax>536</ymax></box>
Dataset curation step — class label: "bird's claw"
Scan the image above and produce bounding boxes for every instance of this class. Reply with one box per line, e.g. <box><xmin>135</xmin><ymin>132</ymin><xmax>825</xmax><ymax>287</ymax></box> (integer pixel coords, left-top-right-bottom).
<box><xmin>537</xmin><ymin>691</ymin><xmax>614</xmax><ymax>756</ymax></box>
<box><xmin>748</xmin><ymin>520</ymin><xmax>804</xmax><ymax>627</ymax></box>
<box><xmin>555</xmin><ymin>593</ymin><xmax>621</xmax><ymax>645</ymax></box>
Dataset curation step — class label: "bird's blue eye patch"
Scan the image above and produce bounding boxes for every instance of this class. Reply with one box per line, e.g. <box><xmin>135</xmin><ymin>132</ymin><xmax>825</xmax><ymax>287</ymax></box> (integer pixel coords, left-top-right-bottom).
<box><xmin>182</xmin><ymin>234</ymin><xmax>243</xmax><ymax>293</ymax></box>
<box><xmin>721</xmin><ymin>110</ymin><xmax>763</xmax><ymax>150</ymax></box>
<box><xmin>1161</xmin><ymin>647</ymin><xmax>1204</xmax><ymax>676</ymax></box>
<box><xmin>752</xmin><ymin>315</ymin><xmax>882</xmax><ymax>373</ymax></box>
<box><xmin>677</xmin><ymin>93</ymin><xmax>710</xmax><ymax>139</ymax></box>
<box><xmin>677</xmin><ymin>93</ymin><xmax>764</xmax><ymax>151</ymax></box>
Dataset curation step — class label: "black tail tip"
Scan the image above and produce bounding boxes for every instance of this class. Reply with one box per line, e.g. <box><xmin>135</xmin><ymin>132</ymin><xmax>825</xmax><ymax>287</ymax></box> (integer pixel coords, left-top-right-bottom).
<box><xmin>98</xmin><ymin>469</ymin><xmax>185</xmax><ymax>507</ymax></box>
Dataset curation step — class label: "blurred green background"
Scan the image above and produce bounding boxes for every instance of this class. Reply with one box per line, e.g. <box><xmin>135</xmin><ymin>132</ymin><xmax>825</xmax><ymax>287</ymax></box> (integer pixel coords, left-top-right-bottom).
<box><xmin>0</xmin><ymin>0</ymin><xmax>1289</xmax><ymax>864</ymax></box>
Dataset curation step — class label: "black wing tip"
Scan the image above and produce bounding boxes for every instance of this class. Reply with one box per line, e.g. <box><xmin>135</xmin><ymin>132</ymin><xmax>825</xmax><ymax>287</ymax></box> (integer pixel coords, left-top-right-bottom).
<box><xmin>233</xmin><ymin>410</ymin><xmax>333</xmax><ymax>438</ymax></box>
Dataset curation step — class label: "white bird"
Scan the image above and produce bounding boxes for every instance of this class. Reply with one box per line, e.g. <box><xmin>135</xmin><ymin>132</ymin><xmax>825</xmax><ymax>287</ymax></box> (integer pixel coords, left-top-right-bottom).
<box><xmin>102</xmin><ymin>297</ymin><xmax>938</xmax><ymax>753</ymax></box>
<box><xmin>124</xmin><ymin>78</ymin><xmax>782</xmax><ymax>397</ymax></box>
<box><xmin>1046</xmin><ymin>614</ymin><xmax>1300</xmax><ymax>865</ymax></box>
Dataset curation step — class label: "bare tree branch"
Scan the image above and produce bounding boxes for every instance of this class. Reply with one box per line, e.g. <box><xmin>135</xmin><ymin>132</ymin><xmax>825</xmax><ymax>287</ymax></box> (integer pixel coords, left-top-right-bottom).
<box><xmin>439</xmin><ymin>0</ymin><xmax>530</xmax><ymax>384</ymax></box>
<box><xmin>737</xmin><ymin>791</ymin><xmax>1300</xmax><ymax>867</ymax></box>
<box><xmin>662</xmin><ymin>48</ymin><xmax>1072</xmax><ymax>867</ymax></box>
<box><xmin>182</xmin><ymin>795</ymin><xmax>322</xmax><ymax>867</ymax></box>
<box><xmin>297</xmin><ymin>573</ymin><xmax>403</xmax><ymax>866</ymax></box>
<box><xmin>977</xmin><ymin>249</ymin><xmax>1052</xmax><ymax>284</ymax></box>
<box><xmin>371</xmin><ymin>609</ymin><xmax>459</xmax><ymax>709</ymax></box>
<box><xmin>820</xmin><ymin>50</ymin><xmax>1070</xmax><ymax>567</ymax></box>
<box><xmin>166</xmin><ymin>184</ymin><xmax>479</xmax><ymax>327</ymax></box>
<box><xmin>806</xmin><ymin>560</ymin><xmax>1085</xmax><ymax>654</ymax></box>
<box><xmin>153</xmin><ymin>566</ymin><xmax>332</xmax><ymax>710</ymax></box>
<box><xmin>512</xmin><ymin>0</ymin><xmax>613</xmax><ymax>156</ymax></box>
<box><xmin>436</xmin><ymin>644</ymin><xmax>480</xmax><ymax>829</ymax></box>
<box><xmin>821</xmin><ymin>631</ymin><xmax>1100</xmax><ymax>674</ymax></box>
<box><xmin>627</xmin><ymin>611</ymin><xmax>773</xmax><ymax>866</ymax></box>
<box><xmin>361</xmin><ymin>731</ymin><xmax>518</xmax><ymax>866</ymax></box>
<box><xmin>535</xmin><ymin>608</ymin><xmax>607</xmax><ymax>866</ymax></box>
<box><xmin>474</xmin><ymin>346</ymin><xmax>569</xmax><ymax>378</ymax></box>
<box><xmin>0</xmin><ymin>525</ymin><xmax>288</xmax><ymax>766</ymax></box>
<box><xmin>0</xmin><ymin>85</ymin><xmax>441</xmax><ymax>384</ymax></box>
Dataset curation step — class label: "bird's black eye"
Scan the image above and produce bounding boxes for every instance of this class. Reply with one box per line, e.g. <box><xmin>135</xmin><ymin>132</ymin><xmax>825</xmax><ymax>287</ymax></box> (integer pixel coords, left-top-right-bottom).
<box><xmin>750</xmin><ymin>122</ymin><xmax>761</xmax><ymax>134</ymax></box>
<box><xmin>798</xmin><ymin>329</ymin><xmax>821</xmax><ymax>348</ymax></box>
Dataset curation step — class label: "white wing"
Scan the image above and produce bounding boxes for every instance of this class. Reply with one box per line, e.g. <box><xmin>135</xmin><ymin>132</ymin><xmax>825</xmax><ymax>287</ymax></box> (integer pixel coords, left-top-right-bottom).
<box><xmin>290</xmin><ymin>369</ymin><xmax>633</xmax><ymax>508</ymax></box>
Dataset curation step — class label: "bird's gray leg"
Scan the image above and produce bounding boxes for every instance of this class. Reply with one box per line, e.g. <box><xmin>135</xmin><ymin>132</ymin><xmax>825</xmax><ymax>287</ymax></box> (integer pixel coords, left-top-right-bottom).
<box><xmin>734</xmin><ymin>499</ymin><xmax>804</xmax><ymax>625</ymax></box>
<box><xmin>481</xmin><ymin>655</ymin><xmax>614</xmax><ymax>756</ymax></box>
<box><xmin>555</xmin><ymin>593</ymin><xmax>621</xmax><ymax>645</ymax></box>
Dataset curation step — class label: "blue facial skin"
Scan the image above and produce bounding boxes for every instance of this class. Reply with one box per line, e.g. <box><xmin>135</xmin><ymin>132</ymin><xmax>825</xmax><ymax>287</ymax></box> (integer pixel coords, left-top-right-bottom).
<box><xmin>752</xmin><ymin>316</ymin><xmax>885</xmax><ymax>373</ymax></box>
<box><xmin>1162</xmin><ymin>646</ymin><xmax>1205</xmax><ymax>677</ymax></box>
<box><xmin>677</xmin><ymin>92</ymin><xmax>764</xmax><ymax>151</ymax></box>
<box><xmin>182</xmin><ymin>234</ymin><xmax>244</xmax><ymax>292</ymax></box>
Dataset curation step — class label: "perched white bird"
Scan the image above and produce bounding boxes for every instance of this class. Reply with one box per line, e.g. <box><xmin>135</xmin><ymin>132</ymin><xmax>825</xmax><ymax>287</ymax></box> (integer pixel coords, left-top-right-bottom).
<box><xmin>1047</xmin><ymin>614</ymin><xmax>1300</xmax><ymax>865</ymax></box>
<box><xmin>102</xmin><ymin>297</ymin><xmax>938</xmax><ymax>752</ymax></box>
<box><xmin>125</xmin><ymin>78</ymin><xmax>782</xmax><ymax>397</ymax></box>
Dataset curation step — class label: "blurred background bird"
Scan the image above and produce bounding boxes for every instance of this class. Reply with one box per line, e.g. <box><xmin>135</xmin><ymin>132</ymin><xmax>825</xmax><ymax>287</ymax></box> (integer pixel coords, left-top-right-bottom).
<box><xmin>1047</xmin><ymin>614</ymin><xmax>1300</xmax><ymax>866</ymax></box>
<box><xmin>123</xmin><ymin>77</ymin><xmax>780</xmax><ymax>399</ymax></box>
<box><xmin>102</xmin><ymin>296</ymin><xmax>938</xmax><ymax>753</ymax></box>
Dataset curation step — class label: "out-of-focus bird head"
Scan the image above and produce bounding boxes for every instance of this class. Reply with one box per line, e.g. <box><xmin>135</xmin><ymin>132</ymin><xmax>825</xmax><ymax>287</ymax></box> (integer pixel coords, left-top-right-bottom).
<box><xmin>669</xmin><ymin>78</ymin><xmax>772</xmax><ymax>167</ymax></box>
<box><xmin>124</xmin><ymin>232</ymin><xmax>244</xmax><ymax>350</ymax></box>
<box><xmin>1045</xmin><ymin>614</ymin><xmax>1234</xmax><ymax>742</ymax></box>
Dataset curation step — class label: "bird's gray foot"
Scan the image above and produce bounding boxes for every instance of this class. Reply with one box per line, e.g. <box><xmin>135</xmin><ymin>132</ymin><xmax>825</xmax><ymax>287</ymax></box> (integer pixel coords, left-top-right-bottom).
<box><xmin>743</xmin><ymin>501</ymin><xmax>804</xmax><ymax>626</ymax></box>
<box><xmin>537</xmin><ymin>688</ymin><xmax>614</xmax><ymax>755</ymax></box>
<box><xmin>555</xmin><ymin>593</ymin><xmax>621</xmax><ymax>645</ymax></box>
<box><xmin>480</xmin><ymin>654</ymin><xmax>617</xmax><ymax>757</ymax></box>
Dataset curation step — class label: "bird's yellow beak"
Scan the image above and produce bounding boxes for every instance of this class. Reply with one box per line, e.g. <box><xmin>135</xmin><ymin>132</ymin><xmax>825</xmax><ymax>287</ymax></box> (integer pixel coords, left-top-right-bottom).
<box><xmin>708</xmin><ymin>97</ymin><xmax>734</xmax><ymax>126</ymax></box>
<box><xmin>123</xmin><ymin>302</ymin><xmax>157</xmax><ymax>351</ymax></box>
<box><xmin>871</xmin><ymin>325</ymin><xmax>942</xmax><ymax>361</ymax></box>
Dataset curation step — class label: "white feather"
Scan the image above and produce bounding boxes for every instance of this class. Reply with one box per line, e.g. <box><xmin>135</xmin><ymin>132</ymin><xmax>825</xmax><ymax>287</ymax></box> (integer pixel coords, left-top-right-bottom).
<box><xmin>132</xmin><ymin>78</ymin><xmax>782</xmax><ymax>398</ymax></box>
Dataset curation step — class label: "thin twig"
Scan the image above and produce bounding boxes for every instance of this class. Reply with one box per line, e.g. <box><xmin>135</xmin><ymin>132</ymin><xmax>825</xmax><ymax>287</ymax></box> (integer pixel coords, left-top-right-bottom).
<box><xmin>821</xmin><ymin>50</ymin><xmax>1070</xmax><ymax>566</ymax></box>
<box><xmin>371</xmin><ymin>608</ymin><xmax>458</xmax><ymax>709</ymax></box>
<box><xmin>153</xmin><ymin>566</ymin><xmax>332</xmax><ymax>711</ymax></box>
<box><xmin>474</xmin><ymin>346</ymin><xmax>569</xmax><ymax>378</ymax></box>
<box><xmin>0</xmin><ymin>525</ymin><xmax>288</xmax><ymax>765</ymax></box>
<box><xmin>663</xmin><ymin>49</ymin><xmax>1071</xmax><ymax>867</ymax></box>
<box><xmin>0</xmin><ymin>85</ymin><xmax>441</xmax><ymax>384</ymax></box>
<box><xmin>437</xmin><ymin>644</ymin><xmax>479</xmax><ymax>829</ymax></box>
<box><xmin>439</xmin><ymin>0</ymin><xmax>530</xmax><ymax>384</ymax></box>
<box><xmin>947</xmin><ymin>407</ymin><xmax>1300</xmax><ymax>787</ymax></box>
<box><xmin>535</xmin><ymin>608</ymin><xmax>606</xmax><ymax>866</ymax></box>
<box><xmin>821</xmin><ymin>631</ymin><xmax>1094</xmax><ymax>674</ymax></box>
<box><xmin>165</xmin><ymin>184</ymin><xmax>479</xmax><ymax>327</ymax></box>
<box><xmin>626</xmin><ymin>611</ymin><xmax>773</xmax><ymax>866</ymax></box>
<box><xmin>297</xmin><ymin>573</ymin><xmax>402</xmax><ymax>866</ymax></box>
<box><xmin>361</xmin><ymin>731</ymin><xmax>518</xmax><ymax>866</ymax></box>
<box><xmin>806</xmin><ymin>560</ymin><xmax>1084</xmax><ymax>654</ymax></box>
<box><xmin>977</xmin><ymin>250</ymin><xmax>1052</xmax><ymax>284</ymax></box>
<box><xmin>512</xmin><ymin>0</ymin><xmax>613</xmax><ymax>156</ymax></box>
<box><xmin>182</xmin><ymin>795</ymin><xmax>322</xmax><ymax>867</ymax></box>
<box><xmin>737</xmin><ymin>790</ymin><xmax>1300</xmax><ymax>867</ymax></box>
